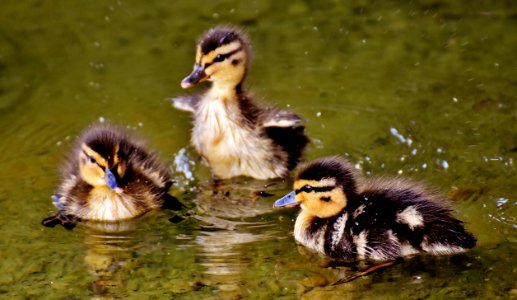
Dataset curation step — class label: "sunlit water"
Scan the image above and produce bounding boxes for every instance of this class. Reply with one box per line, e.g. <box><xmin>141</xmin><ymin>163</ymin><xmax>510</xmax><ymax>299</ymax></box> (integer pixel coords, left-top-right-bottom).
<box><xmin>1</xmin><ymin>0</ymin><xmax>516</xmax><ymax>298</ymax></box>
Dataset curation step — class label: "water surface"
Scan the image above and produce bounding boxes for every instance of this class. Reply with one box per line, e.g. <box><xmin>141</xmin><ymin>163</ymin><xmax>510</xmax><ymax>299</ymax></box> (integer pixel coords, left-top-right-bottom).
<box><xmin>0</xmin><ymin>0</ymin><xmax>516</xmax><ymax>298</ymax></box>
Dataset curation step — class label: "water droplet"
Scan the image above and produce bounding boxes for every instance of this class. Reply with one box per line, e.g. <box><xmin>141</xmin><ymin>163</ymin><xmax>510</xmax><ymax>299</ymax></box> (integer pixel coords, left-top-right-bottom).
<box><xmin>442</xmin><ymin>160</ymin><xmax>449</xmax><ymax>169</ymax></box>
<box><xmin>496</xmin><ymin>198</ymin><xmax>508</xmax><ymax>207</ymax></box>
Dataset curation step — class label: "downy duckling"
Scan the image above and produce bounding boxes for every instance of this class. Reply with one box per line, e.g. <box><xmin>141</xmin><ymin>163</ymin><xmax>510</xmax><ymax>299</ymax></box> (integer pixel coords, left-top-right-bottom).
<box><xmin>274</xmin><ymin>157</ymin><xmax>476</xmax><ymax>261</ymax></box>
<box><xmin>42</xmin><ymin>123</ymin><xmax>181</xmax><ymax>229</ymax></box>
<box><xmin>171</xmin><ymin>26</ymin><xmax>309</xmax><ymax>180</ymax></box>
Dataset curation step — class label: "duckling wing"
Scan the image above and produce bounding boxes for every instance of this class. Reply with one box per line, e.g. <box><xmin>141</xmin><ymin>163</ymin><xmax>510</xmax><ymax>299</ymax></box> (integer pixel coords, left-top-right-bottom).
<box><xmin>262</xmin><ymin>109</ymin><xmax>304</xmax><ymax>128</ymax></box>
<box><xmin>169</xmin><ymin>95</ymin><xmax>200</xmax><ymax>113</ymax></box>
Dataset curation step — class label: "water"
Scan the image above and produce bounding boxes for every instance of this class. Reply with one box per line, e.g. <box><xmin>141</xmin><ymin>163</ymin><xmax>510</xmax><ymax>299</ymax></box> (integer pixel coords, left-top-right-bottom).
<box><xmin>1</xmin><ymin>0</ymin><xmax>516</xmax><ymax>298</ymax></box>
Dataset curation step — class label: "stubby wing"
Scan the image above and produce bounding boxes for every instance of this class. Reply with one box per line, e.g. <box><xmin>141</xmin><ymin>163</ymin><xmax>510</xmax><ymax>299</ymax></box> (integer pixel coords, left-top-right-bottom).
<box><xmin>261</xmin><ymin>108</ymin><xmax>309</xmax><ymax>171</ymax></box>
<box><xmin>170</xmin><ymin>95</ymin><xmax>200</xmax><ymax>113</ymax></box>
<box><xmin>262</xmin><ymin>109</ymin><xmax>304</xmax><ymax>128</ymax></box>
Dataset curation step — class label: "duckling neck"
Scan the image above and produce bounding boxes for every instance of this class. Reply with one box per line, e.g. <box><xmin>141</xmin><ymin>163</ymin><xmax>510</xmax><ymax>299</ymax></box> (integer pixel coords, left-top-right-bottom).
<box><xmin>210</xmin><ymin>77</ymin><xmax>245</xmax><ymax>100</ymax></box>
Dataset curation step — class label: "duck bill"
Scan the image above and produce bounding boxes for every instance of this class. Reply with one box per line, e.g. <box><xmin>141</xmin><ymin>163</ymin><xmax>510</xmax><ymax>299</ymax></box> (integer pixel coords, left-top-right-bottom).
<box><xmin>274</xmin><ymin>191</ymin><xmax>299</xmax><ymax>208</ymax></box>
<box><xmin>105</xmin><ymin>169</ymin><xmax>123</xmax><ymax>194</ymax></box>
<box><xmin>181</xmin><ymin>65</ymin><xmax>207</xmax><ymax>89</ymax></box>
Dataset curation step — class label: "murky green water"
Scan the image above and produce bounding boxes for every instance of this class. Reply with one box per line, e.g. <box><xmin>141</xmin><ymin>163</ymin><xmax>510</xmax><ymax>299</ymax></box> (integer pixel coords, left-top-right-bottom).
<box><xmin>1</xmin><ymin>0</ymin><xmax>516</xmax><ymax>298</ymax></box>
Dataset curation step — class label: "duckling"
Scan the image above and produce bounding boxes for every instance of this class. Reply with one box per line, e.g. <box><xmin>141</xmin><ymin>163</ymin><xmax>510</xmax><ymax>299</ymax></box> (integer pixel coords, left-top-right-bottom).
<box><xmin>274</xmin><ymin>157</ymin><xmax>476</xmax><ymax>261</ymax></box>
<box><xmin>171</xmin><ymin>26</ymin><xmax>309</xmax><ymax>180</ymax></box>
<box><xmin>42</xmin><ymin>123</ymin><xmax>182</xmax><ymax>229</ymax></box>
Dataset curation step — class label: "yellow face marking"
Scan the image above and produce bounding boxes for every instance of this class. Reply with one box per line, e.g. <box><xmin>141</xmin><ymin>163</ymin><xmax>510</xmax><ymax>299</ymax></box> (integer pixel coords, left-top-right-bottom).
<box><xmin>112</xmin><ymin>143</ymin><xmax>127</xmax><ymax>178</ymax></box>
<box><xmin>293</xmin><ymin>178</ymin><xmax>347</xmax><ymax>218</ymax></box>
<box><xmin>195</xmin><ymin>45</ymin><xmax>202</xmax><ymax>65</ymax></box>
<box><xmin>201</xmin><ymin>41</ymin><xmax>242</xmax><ymax>64</ymax></box>
<box><xmin>79</xmin><ymin>144</ymin><xmax>108</xmax><ymax>187</ymax></box>
<box><xmin>113</xmin><ymin>144</ymin><xmax>120</xmax><ymax>165</ymax></box>
<box><xmin>199</xmin><ymin>41</ymin><xmax>246</xmax><ymax>84</ymax></box>
<box><xmin>187</xmin><ymin>40</ymin><xmax>247</xmax><ymax>89</ymax></box>
<box><xmin>81</xmin><ymin>144</ymin><xmax>108</xmax><ymax>168</ymax></box>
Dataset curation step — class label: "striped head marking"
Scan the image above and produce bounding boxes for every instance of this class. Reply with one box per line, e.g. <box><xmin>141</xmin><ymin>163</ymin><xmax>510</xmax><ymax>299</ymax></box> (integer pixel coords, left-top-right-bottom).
<box><xmin>274</xmin><ymin>157</ymin><xmax>358</xmax><ymax>218</ymax></box>
<box><xmin>274</xmin><ymin>177</ymin><xmax>348</xmax><ymax>218</ymax></box>
<box><xmin>294</xmin><ymin>178</ymin><xmax>347</xmax><ymax>218</ymax></box>
<box><xmin>79</xmin><ymin>143</ymin><xmax>126</xmax><ymax>193</ymax></box>
<box><xmin>182</xmin><ymin>27</ymin><xmax>249</xmax><ymax>89</ymax></box>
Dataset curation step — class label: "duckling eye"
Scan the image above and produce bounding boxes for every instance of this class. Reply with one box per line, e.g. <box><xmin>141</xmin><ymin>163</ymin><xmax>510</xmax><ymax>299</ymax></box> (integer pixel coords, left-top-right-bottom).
<box><xmin>301</xmin><ymin>185</ymin><xmax>313</xmax><ymax>193</ymax></box>
<box><xmin>213</xmin><ymin>54</ymin><xmax>225</xmax><ymax>63</ymax></box>
<box><xmin>88</xmin><ymin>155</ymin><xmax>97</xmax><ymax>164</ymax></box>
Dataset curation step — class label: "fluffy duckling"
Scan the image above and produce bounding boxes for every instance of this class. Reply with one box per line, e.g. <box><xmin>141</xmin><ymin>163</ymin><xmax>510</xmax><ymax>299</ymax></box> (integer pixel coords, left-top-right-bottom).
<box><xmin>42</xmin><ymin>123</ymin><xmax>181</xmax><ymax>229</ymax></box>
<box><xmin>171</xmin><ymin>26</ymin><xmax>309</xmax><ymax>180</ymax></box>
<box><xmin>274</xmin><ymin>157</ymin><xmax>476</xmax><ymax>261</ymax></box>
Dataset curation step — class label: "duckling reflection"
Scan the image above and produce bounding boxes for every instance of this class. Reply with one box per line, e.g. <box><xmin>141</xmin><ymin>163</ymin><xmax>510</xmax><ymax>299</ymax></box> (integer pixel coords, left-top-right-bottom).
<box><xmin>187</xmin><ymin>180</ymin><xmax>286</xmax><ymax>296</ymax></box>
<box><xmin>194</xmin><ymin>178</ymin><xmax>288</xmax><ymax>221</ymax></box>
<box><xmin>81</xmin><ymin>219</ymin><xmax>143</xmax><ymax>297</ymax></box>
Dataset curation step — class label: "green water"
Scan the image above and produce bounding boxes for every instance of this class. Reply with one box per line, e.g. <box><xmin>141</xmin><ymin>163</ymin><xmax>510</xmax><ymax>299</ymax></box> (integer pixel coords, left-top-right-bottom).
<box><xmin>1</xmin><ymin>0</ymin><xmax>516</xmax><ymax>298</ymax></box>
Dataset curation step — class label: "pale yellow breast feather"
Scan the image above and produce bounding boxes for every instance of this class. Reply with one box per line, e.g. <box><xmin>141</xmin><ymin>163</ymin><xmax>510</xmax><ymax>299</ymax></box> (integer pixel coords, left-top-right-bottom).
<box><xmin>84</xmin><ymin>187</ymin><xmax>142</xmax><ymax>221</ymax></box>
<box><xmin>192</xmin><ymin>90</ymin><xmax>284</xmax><ymax>179</ymax></box>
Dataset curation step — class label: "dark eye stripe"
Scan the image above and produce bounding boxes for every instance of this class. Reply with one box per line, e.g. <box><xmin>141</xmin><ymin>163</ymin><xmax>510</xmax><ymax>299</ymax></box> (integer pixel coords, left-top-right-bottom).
<box><xmin>82</xmin><ymin>150</ymin><xmax>105</xmax><ymax>170</ymax></box>
<box><xmin>208</xmin><ymin>47</ymin><xmax>243</xmax><ymax>65</ymax></box>
<box><xmin>295</xmin><ymin>186</ymin><xmax>334</xmax><ymax>194</ymax></box>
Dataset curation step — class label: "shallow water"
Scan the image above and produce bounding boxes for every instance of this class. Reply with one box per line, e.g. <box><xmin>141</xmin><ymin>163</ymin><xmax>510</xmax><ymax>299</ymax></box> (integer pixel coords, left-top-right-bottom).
<box><xmin>1</xmin><ymin>0</ymin><xmax>516</xmax><ymax>298</ymax></box>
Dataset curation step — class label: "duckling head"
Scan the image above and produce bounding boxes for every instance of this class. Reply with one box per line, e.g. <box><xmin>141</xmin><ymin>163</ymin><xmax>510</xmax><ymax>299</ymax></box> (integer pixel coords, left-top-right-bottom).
<box><xmin>274</xmin><ymin>157</ymin><xmax>359</xmax><ymax>218</ymax></box>
<box><xmin>181</xmin><ymin>26</ymin><xmax>250</xmax><ymax>90</ymax></box>
<box><xmin>79</xmin><ymin>132</ymin><xmax>128</xmax><ymax>194</ymax></box>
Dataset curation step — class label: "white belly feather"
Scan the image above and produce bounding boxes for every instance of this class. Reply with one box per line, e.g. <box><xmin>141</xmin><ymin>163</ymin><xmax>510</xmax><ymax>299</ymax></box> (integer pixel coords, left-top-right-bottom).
<box><xmin>192</xmin><ymin>94</ymin><xmax>284</xmax><ymax>179</ymax></box>
<box><xmin>85</xmin><ymin>188</ymin><xmax>142</xmax><ymax>221</ymax></box>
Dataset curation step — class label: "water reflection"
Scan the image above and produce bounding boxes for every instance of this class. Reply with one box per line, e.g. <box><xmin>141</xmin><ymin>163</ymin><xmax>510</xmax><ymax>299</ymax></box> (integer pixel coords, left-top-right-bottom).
<box><xmin>188</xmin><ymin>180</ymin><xmax>287</xmax><ymax>296</ymax></box>
<box><xmin>80</xmin><ymin>220</ymin><xmax>148</xmax><ymax>298</ymax></box>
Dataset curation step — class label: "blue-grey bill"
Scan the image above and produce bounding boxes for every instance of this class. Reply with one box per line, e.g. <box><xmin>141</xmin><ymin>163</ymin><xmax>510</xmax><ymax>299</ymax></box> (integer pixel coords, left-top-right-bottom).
<box><xmin>274</xmin><ymin>191</ymin><xmax>299</xmax><ymax>207</ymax></box>
<box><xmin>181</xmin><ymin>65</ymin><xmax>207</xmax><ymax>88</ymax></box>
<box><xmin>105</xmin><ymin>169</ymin><xmax>120</xmax><ymax>191</ymax></box>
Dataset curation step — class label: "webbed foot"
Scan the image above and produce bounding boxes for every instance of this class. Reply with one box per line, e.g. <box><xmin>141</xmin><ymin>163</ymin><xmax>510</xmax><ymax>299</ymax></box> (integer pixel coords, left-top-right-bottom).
<box><xmin>161</xmin><ymin>194</ymin><xmax>185</xmax><ymax>211</ymax></box>
<box><xmin>41</xmin><ymin>212</ymin><xmax>80</xmax><ymax>230</ymax></box>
